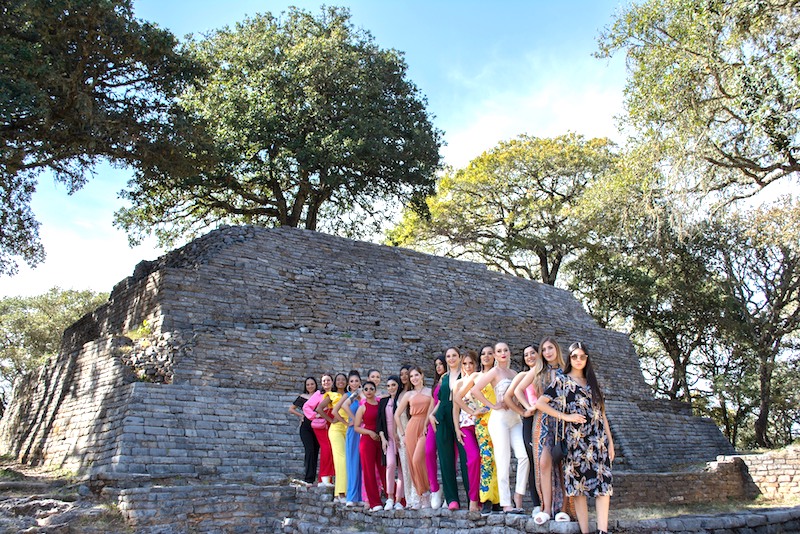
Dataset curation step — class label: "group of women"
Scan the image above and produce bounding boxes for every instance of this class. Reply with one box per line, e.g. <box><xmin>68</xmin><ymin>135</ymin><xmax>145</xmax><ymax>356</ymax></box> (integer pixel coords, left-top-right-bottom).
<box><xmin>288</xmin><ymin>339</ymin><xmax>615</xmax><ymax>534</ymax></box>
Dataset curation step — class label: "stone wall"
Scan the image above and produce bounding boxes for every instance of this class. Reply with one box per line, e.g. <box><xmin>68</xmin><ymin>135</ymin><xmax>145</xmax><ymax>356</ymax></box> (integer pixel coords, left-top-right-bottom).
<box><xmin>0</xmin><ymin>225</ymin><xmax>734</xmax><ymax>486</ymax></box>
<box><xmin>0</xmin><ymin>337</ymin><xmax>135</xmax><ymax>471</ymax></box>
<box><xmin>727</xmin><ymin>446</ymin><xmax>800</xmax><ymax>500</ymax></box>
<box><xmin>115</xmin><ymin>484</ymin><xmax>296</xmax><ymax>533</ymax></box>
<box><xmin>612</xmin><ymin>457</ymin><xmax>755</xmax><ymax>509</ymax></box>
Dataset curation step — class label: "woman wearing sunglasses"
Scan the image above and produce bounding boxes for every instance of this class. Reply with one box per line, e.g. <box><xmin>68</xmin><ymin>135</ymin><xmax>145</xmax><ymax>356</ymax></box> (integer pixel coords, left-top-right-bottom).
<box><xmin>535</xmin><ymin>342</ymin><xmax>615</xmax><ymax>534</ymax></box>
<box><xmin>354</xmin><ymin>381</ymin><xmax>386</xmax><ymax>511</ymax></box>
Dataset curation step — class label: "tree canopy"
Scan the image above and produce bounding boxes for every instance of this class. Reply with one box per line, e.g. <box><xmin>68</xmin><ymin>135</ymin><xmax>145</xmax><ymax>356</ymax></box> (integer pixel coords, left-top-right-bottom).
<box><xmin>0</xmin><ymin>287</ymin><xmax>108</xmax><ymax>412</ymax></box>
<box><xmin>388</xmin><ymin>133</ymin><xmax>617</xmax><ymax>285</ymax></box>
<box><xmin>599</xmin><ymin>0</ymin><xmax>800</xmax><ymax>199</ymax></box>
<box><xmin>115</xmin><ymin>6</ymin><xmax>442</xmax><ymax>246</ymax></box>
<box><xmin>0</xmin><ymin>0</ymin><xmax>191</xmax><ymax>274</ymax></box>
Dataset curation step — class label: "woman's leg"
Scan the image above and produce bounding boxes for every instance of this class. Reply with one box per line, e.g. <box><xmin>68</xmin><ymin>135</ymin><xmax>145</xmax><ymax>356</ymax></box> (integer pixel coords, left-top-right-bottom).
<box><xmin>436</xmin><ymin>417</ymin><xmax>460</xmax><ymax>507</ymax></box>
<box><xmin>398</xmin><ymin>438</ymin><xmax>417</xmax><ymax>507</ymax></box>
<box><xmin>313</xmin><ymin>426</ymin><xmax>334</xmax><ymax>479</ymax></box>
<box><xmin>595</xmin><ymin>494</ymin><xmax>610</xmax><ymax>533</ymax></box>
<box><xmin>385</xmin><ymin>439</ymin><xmax>397</xmax><ymax>498</ymax></box>
<box><xmin>425</xmin><ymin>424</ymin><xmax>439</xmax><ymax>493</ymax></box>
<box><xmin>329</xmin><ymin>424</ymin><xmax>347</xmax><ymax>497</ymax></box>
<box><xmin>487</xmin><ymin>410</ymin><xmax>512</xmax><ymax>508</ymax></box>
<box><xmin>360</xmin><ymin>437</ymin><xmax>382</xmax><ymax>508</ymax></box>
<box><xmin>522</xmin><ymin>415</ymin><xmax>540</xmax><ymax>507</ymax></box>
<box><xmin>510</xmin><ymin>420</ymin><xmax>529</xmax><ymax>509</ymax></box>
<box><xmin>300</xmin><ymin>421</ymin><xmax>318</xmax><ymax>483</ymax></box>
<box><xmin>475</xmin><ymin>414</ymin><xmax>499</xmax><ymax>506</ymax></box>
<box><xmin>345</xmin><ymin>426</ymin><xmax>362</xmax><ymax>503</ymax></box>
<box><xmin>539</xmin><ymin>446</ymin><xmax>553</xmax><ymax>515</ymax></box>
<box><xmin>462</xmin><ymin>425</ymin><xmax>481</xmax><ymax>506</ymax></box>
<box><xmin>573</xmin><ymin>495</ymin><xmax>589</xmax><ymax>533</ymax></box>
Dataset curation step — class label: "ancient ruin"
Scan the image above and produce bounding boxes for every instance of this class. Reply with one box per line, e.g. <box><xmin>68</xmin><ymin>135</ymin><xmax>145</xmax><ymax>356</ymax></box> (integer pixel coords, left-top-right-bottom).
<box><xmin>0</xmin><ymin>225</ymin><xmax>738</xmax><ymax>531</ymax></box>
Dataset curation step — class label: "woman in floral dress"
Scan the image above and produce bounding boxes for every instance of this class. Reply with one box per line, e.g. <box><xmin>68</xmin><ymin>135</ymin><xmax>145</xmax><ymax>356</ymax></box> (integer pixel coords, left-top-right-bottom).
<box><xmin>535</xmin><ymin>342</ymin><xmax>615</xmax><ymax>534</ymax></box>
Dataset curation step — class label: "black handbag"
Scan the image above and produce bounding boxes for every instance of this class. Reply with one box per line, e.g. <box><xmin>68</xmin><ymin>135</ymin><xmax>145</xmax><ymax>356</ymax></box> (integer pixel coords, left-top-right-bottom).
<box><xmin>550</xmin><ymin>399</ymin><xmax>569</xmax><ymax>463</ymax></box>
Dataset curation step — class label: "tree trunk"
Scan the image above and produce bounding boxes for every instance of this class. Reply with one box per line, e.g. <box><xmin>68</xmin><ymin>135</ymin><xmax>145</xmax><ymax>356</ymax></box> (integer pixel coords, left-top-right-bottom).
<box><xmin>754</xmin><ymin>350</ymin><xmax>774</xmax><ymax>447</ymax></box>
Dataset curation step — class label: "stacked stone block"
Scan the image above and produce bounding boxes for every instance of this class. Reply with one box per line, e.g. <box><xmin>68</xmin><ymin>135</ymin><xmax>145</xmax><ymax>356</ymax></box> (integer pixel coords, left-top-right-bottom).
<box><xmin>726</xmin><ymin>446</ymin><xmax>800</xmax><ymax>500</ymax></box>
<box><xmin>1</xmin><ymin>225</ymin><xmax>734</xmax><ymax>488</ymax></box>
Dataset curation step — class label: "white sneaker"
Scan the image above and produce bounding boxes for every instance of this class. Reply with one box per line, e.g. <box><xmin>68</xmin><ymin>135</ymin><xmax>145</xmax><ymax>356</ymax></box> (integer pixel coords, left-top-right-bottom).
<box><xmin>384</xmin><ymin>498</ymin><xmax>395</xmax><ymax>511</ymax></box>
<box><xmin>531</xmin><ymin>506</ymin><xmax>541</xmax><ymax>518</ymax></box>
<box><xmin>555</xmin><ymin>511</ymin><xmax>571</xmax><ymax>522</ymax></box>
<box><xmin>394</xmin><ymin>502</ymin><xmax>404</xmax><ymax>510</ymax></box>
<box><xmin>370</xmin><ymin>505</ymin><xmax>383</xmax><ymax>512</ymax></box>
<box><xmin>430</xmin><ymin>489</ymin><xmax>443</xmax><ymax>509</ymax></box>
<box><xmin>345</xmin><ymin>501</ymin><xmax>355</xmax><ymax>507</ymax></box>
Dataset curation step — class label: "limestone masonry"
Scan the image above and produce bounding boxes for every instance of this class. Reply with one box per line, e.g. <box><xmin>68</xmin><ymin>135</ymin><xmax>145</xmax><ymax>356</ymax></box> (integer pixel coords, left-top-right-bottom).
<box><xmin>0</xmin><ymin>225</ymin><xmax>734</xmax><ymax>486</ymax></box>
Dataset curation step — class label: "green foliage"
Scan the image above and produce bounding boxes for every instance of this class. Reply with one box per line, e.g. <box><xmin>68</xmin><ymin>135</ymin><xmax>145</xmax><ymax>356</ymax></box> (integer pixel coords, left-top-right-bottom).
<box><xmin>0</xmin><ymin>287</ymin><xmax>108</xmax><ymax>397</ymax></box>
<box><xmin>125</xmin><ymin>320</ymin><xmax>152</xmax><ymax>342</ymax></box>
<box><xmin>706</xmin><ymin>198</ymin><xmax>800</xmax><ymax>447</ymax></box>
<box><xmin>388</xmin><ymin>133</ymin><xmax>617</xmax><ymax>285</ymax></box>
<box><xmin>0</xmin><ymin>0</ymin><xmax>192</xmax><ymax>275</ymax></box>
<box><xmin>571</xmin><ymin>176</ymin><xmax>800</xmax><ymax>447</ymax></box>
<box><xmin>115</xmin><ymin>6</ymin><xmax>442</xmax><ymax>246</ymax></box>
<box><xmin>599</xmin><ymin>0</ymin><xmax>800</xmax><ymax>199</ymax></box>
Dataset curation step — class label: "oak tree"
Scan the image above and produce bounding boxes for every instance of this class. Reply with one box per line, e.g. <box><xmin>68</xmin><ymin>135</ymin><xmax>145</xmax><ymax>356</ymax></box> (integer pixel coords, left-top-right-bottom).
<box><xmin>599</xmin><ymin>0</ymin><xmax>800</xmax><ymax>200</ymax></box>
<box><xmin>1</xmin><ymin>0</ymin><xmax>190</xmax><ymax>274</ymax></box>
<box><xmin>388</xmin><ymin>133</ymin><xmax>616</xmax><ymax>285</ymax></box>
<box><xmin>116</xmin><ymin>7</ymin><xmax>442</xmax><ymax>246</ymax></box>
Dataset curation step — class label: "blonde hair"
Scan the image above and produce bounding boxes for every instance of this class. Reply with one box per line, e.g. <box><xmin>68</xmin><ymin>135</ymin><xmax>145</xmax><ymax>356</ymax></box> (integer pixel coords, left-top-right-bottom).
<box><xmin>531</xmin><ymin>336</ymin><xmax>565</xmax><ymax>394</ymax></box>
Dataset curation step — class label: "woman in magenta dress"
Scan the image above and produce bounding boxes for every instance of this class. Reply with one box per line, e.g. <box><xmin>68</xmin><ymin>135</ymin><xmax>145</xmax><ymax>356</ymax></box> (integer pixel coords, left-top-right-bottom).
<box><xmin>425</xmin><ymin>356</ymin><xmax>446</xmax><ymax>508</ymax></box>
<box><xmin>355</xmin><ymin>380</ymin><xmax>386</xmax><ymax>511</ymax></box>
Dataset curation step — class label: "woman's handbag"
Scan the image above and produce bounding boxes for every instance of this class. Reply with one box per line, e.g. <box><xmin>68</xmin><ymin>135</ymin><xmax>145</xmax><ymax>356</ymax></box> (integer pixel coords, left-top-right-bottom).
<box><xmin>550</xmin><ymin>398</ymin><xmax>569</xmax><ymax>463</ymax></box>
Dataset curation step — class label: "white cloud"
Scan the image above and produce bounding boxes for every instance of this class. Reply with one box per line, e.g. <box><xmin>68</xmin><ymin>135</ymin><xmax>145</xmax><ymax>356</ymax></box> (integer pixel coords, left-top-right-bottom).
<box><xmin>441</xmin><ymin>75</ymin><xmax>624</xmax><ymax>168</ymax></box>
<box><xmin>0</xmin><ymin>223</ymin><xmax>163</xmax><ymax>297</ymax></box>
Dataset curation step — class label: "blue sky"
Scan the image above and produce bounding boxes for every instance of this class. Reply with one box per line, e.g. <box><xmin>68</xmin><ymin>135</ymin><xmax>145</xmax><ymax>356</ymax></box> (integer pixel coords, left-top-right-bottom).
<box><xmin>0</xmin><ymin>0</ymin><xmax>629</xmax><ymax>297</ymax></box>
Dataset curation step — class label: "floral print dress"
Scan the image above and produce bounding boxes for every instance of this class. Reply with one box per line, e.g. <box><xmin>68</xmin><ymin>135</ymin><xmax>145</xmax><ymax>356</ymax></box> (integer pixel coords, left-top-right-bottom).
<box><xmin>542</xmin><ymin>373</ymin><xmax>613</xmax><ymax>497</ymax></box>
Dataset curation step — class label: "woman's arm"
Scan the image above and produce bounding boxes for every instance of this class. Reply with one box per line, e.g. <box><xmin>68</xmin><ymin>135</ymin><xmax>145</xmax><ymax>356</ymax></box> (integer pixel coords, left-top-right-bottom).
<box><xmin>452</xmin><ymin>378</ymin><xmax>465</xmax><ymax>444</ymax></box>
<box><xmin>394</xmin><ymin>393</ymin><xmax>411</xmax><ymax>439</ymax></box>
<box><xmin>303</xmin><ymin>392</ymin><xmax>321</xmax><ymax>421</ymax></box>
<box><xmin>470</xmin><ymin>368</ymin><xmax>501</xmax><ymax>409</ymax></box>
<box><xmin>534</xmin><ymin>395</ymin><xmax>585</xmax><ymax>424</ymax></box>
<box><xmin>603</xmin><ymin>411</ymin><xmax>615</xmax><ymax>462</ymax></box>
<box><xmin>427</xmin><ymin>400</ymin><xmax>440</xmax><ymax>432</ymax></box>
<box><xmin>425</xmin><ymin>392</ymin><xmax>436</xmax><ymax>434</ymax></box>
<box><xmin>514</xmin><ymin>371</ymin><xmax>537</xmax><ymax>415</ymax></box>
<box><xmin>503</xmin><ymin>373</ymin><xmax>527</xmax><ymax>416</ymax></box>
<box><xmin>341</xmin><ymin>393</ymin><xmax>358</xmax><ymax>425</ymax></box>
<box><xmin>353</xmin><ymin>405</ymin><xmax>379</xmax><ymax>440</ymax></box>
<box><xmin>331</xmin><ymin>394</ymin><xmax>349</xmax><ymax>425</ymax></box>
<box><xmin>315</xmin><ymin>395</ymin><xmax>335</xmax><ymax>424</ymax></box>
<box><xmin>452</xmin><ymin>375</ymin><xmax>473</xmax><ymax>413</ymax></box>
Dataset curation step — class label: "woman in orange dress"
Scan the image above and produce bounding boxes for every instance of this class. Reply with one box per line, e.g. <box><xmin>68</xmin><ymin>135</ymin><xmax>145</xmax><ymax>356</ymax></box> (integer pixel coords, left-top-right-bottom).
<box><xmin>394</xmin><ymin>365</ymin><xmax>434</xmax><ymax>508</ymax></box>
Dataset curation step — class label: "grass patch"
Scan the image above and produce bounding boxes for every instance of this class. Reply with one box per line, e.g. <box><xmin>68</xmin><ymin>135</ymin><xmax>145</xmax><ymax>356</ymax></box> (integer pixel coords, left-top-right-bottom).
<box><xmin>72</xmin><ymin>504</ymin><xmax>132</xmax><ymax>533</ymax></box>
<box><xmin>0</xmin><ymin>467</ymin><xmax>24</xmax><ymax>480</ymax></box>
<box><xmin>612</xmin><ymin>494</ymin><xmax>800</xmax><ymax>522</ymax></box>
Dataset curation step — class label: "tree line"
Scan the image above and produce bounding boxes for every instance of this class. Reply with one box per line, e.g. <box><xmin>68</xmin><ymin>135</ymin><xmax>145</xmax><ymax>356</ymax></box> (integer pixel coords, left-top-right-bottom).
<box><xmin>1</xmin><ymin>0</ymin><xmax>798</xmax><ymax>448</ymax></box>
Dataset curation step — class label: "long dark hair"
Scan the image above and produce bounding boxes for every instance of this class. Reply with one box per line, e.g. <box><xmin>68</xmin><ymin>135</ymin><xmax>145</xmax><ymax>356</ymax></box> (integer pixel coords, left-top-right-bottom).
<box><xmin>432</xmin><ymin>357</ymin><xmax>445</xmax><ymax>387</ymax></box>
<box><xmin>480</xmin><ymin>345</ymin><xmax>494</xmax><ymax>372</ymax></box>
<box><xmin>347</xmin><ymin>369</ymin><xmax>362</xmax><ymax>392</ymax></box>
<box><xmin>399</xmin><ymin>364</ymin><xmax>413</xmax><ymax>394</ymax></box>
<box><xmin>301</xmin><ymin>376</ymin><xmax>318</xmax><ymax>393</ymax></box>
<box><xmin>566</xmin><ymin>342</ymin><xmax>605</xmax><ymax>412</ymax></box>
<box><xmin>386</xmin><ymin>374</ymin><xmax>401</xmax><ymax>413</ymax></box>
<box><xmin>333</xmin><ymin>373</ymin><xmax>348</xmax><ymax>394</ymax></box>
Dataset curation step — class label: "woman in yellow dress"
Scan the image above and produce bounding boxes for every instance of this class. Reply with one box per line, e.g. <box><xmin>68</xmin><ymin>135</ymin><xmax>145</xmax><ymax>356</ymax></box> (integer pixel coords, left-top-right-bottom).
<box><xmin>315</xmin><ymin>373</ymin><xmax>349</xmax><ymax>502</ymax></box>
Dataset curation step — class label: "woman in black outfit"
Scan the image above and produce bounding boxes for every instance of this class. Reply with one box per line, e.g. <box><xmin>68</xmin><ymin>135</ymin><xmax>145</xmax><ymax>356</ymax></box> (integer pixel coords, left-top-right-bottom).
<box><xmin>289</xmin><ymin>376</ymin><xmax>320</xmax><ymax>483</ymax></box>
